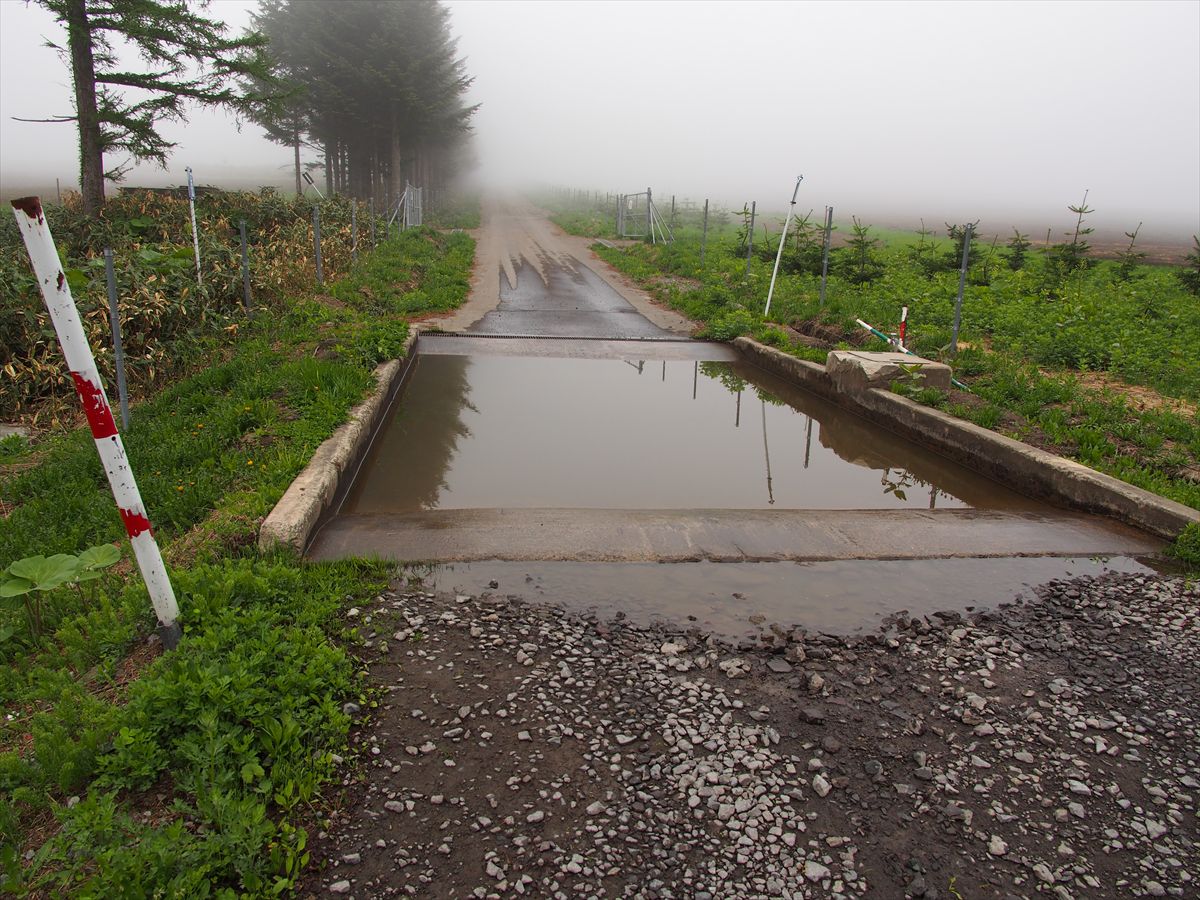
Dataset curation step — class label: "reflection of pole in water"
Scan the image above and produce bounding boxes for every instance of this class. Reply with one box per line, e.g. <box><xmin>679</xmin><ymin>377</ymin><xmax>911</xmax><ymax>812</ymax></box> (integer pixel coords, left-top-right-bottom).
<box><xmin>624</xmin><ymin>360</ymin><xmax>645</xmax><ymax>375</ymax></box>
<box><xmin>693</xmin><ymin>361</ymin><xmax>698</xmax><ymax>399</ymax></box>
<box><xmin>662</xmin><ymin>360</ymin><xmax>666</xmax><ymax>382</ymax></box>
<box><xmin>762</xmin><ymin>399</ymin><xmax>775</xmax><ymax>504</ymax></box>
<box><xmin>929</xmin><ymin>485</ymin><xmax>938</xmax><ymax>509</ymax></box>
<box><xmin>735</xmin><ymin>390</ymin><xmax>741</xmax><ymax>427</ymax></box>
<box><xmin>803</xmin><ymin>415</ymin><xmax>813</xmax><ymax>468</ymax></box>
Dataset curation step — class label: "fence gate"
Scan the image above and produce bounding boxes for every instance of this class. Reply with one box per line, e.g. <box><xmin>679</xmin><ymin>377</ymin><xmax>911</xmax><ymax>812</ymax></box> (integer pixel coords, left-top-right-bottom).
<box><xmin>404</xmin><ymin>184</ymin><xmax>423</xmax><ymax>228</ymax></box>
<box><xmin>388</xmin><ymin>182</ymin><xmax>424</xmax><ymax>231</ymax></box>
<box><xmin>616</xmin><ymin>188</ymin><xmax>673</xmax><ymax>243</ymax></box>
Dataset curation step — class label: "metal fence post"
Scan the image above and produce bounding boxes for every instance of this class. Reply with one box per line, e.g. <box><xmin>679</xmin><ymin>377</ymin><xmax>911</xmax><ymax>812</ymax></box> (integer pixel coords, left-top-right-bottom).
<box><xmin>313</xmin><ymin>204</ymin><xmax>324</xmax><ymax>287</ymax></box>
<box><xmin>103</xmin><ymin>247</ymin><xmax>129</xmax><ymax>431</ymax></box>
<box><xmin>646</xmin><ymin>187</ymin><xmax>653</xmax><ymax>243</ymax></box>
<box><xmin>11</xmin><ymin>197</ymin><xmax>181</xmax><ymax>648</ymax></box>
<box><xmin>239</xmin><ymin>219</ymin><xmax>252</xmax><ymax>313</ymax></box>
<box><xmin>746</xmin><ymin>201</ymin><xmax>756</xmax><ymax>276</ymax></box>
<box><xmin>951</xmin><ymin>222</ymin><xmax>973</xmax><ymax>354</ymax></box>
<box><xmin>700</xmin><ymin>199</ymin><xmax>709</xmax><ymax>266</ymax></box>
<box><xmin>185</xmin><ymin>166</ymin><xmax>202</xmax><ymax>286</ymax></box>
<box><xmin>819</xmin><ymin>205</ymin><xmax>833</xmax><ymax>307</ymax></box>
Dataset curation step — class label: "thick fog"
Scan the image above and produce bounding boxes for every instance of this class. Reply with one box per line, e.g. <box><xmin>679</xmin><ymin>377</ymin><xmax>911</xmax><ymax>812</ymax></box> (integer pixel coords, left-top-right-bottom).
<box><xmin>2</xmin><ymin>0</ymin><xmax>1197</xmax><ymax>239</ymax></box>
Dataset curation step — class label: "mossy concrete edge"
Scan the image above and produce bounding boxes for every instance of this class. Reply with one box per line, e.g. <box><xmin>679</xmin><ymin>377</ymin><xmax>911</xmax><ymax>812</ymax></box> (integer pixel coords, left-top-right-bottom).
<box><xmin>258</xmin><ymin>330</ymin><xmax>419</xmax><ymax>554</ymax></box>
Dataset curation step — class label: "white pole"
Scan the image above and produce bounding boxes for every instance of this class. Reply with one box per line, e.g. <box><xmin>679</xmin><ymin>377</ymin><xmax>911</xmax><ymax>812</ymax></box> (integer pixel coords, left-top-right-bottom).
<box><xmin>764</xmin><ymin>175</ymin><xmax>803</xmax><ymax>317</ymax></box>
<box><xmin>186</xmin><ymin>167</ymin><xmax>202</xmax><ymax>286</ymax></box>
<box><xmin>10</xmin><ymin>197</ymin><xmax>182</xmax><ymax>648</ymax></box>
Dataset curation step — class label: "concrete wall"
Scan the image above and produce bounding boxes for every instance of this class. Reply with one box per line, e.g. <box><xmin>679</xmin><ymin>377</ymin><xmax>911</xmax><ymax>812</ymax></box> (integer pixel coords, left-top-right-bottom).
<box><xmin>258</xmin><ymin>330</ymin><xmax>419</xmax><ymax>554</ymax></box>
<box><xmin>733</xmin><ymin>337</ymin><xmax>1200</xmax><ymax>540</ymax></box>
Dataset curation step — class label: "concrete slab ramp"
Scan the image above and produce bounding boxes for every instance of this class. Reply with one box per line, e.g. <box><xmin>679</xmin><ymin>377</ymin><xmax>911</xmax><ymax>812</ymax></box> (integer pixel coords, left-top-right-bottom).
<box><xmin>307</xmin><ymin>507</ymin><xmax>1161</xmax><ymax>563</ymax></box>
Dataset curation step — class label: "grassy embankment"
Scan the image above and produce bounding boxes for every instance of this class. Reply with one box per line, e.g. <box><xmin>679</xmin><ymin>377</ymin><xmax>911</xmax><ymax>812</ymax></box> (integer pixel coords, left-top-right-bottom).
<box><xmin>0</xmin><ymin>191</ymin><xmax>476</xmax><ymax>894</ymax></box>
<box><xmin>545</xmin><ymin>194</ymin><xmax>1200</xmax><ymax>559</ymax></box>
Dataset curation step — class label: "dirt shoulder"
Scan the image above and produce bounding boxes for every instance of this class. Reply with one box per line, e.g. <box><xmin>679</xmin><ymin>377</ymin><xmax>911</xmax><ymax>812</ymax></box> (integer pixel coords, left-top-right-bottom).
<box><xmin>301</xmin><ymin>572</ymin><xmax>1198</xmax><ymax>899</ymax></box>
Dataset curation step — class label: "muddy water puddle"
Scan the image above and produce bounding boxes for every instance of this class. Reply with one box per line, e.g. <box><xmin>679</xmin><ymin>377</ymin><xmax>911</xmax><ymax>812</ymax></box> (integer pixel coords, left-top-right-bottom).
<box><xmin>412</xmin><ymin>556</ymin><xmax>1156</xmax><ymax>638</ymax></box>
<box><xmin>345</xmin><ymin>352</ymin><xmax>1040</xmax><ymax>513</ymax></box>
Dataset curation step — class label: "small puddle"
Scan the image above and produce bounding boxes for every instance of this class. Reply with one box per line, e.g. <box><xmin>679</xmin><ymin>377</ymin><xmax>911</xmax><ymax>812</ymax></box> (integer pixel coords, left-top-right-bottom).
<box><xmin>344</xmin><ymin>352</ymin><xmax>1040</xmax><ymax>513</ymax></box>
<box><xmin>411</xmin><ymin>556</ymin><xmax>1157</xmax><ymax>639</ymax></box>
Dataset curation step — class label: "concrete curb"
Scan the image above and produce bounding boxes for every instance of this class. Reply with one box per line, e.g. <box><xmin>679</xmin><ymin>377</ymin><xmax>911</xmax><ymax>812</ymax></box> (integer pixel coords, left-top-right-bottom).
<box><xmin>258</xmin><ymin>330</ymin><xmax>418</xmax><ymax>554</ymax></box>
<box><xmin>733</xmin><ymin>337</ymin><xmax>1200</xmax><ymax>540</ymax></box>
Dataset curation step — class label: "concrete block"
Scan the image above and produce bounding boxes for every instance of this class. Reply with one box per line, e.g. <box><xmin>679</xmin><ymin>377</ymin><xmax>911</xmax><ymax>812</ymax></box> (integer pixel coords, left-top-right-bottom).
<box><xmin>0</xmin><ymin>424</ymin><xmax>30</xmax><ymax>440</ymax></box>
<box><xmin>826</xmin><ymin>350</ymin><xmax>952</xmax><ymax>393</ymax></box>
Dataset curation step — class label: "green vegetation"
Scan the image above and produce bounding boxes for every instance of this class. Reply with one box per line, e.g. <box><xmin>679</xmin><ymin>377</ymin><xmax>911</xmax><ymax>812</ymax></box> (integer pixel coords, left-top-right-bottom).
<box><xmin>428</xmin><ymin>193</ymin><xmax>483</xmax><ymax>231</ymax></box>
<box><xmin>545</xmin><ymin>193</ymin><xmax>1200</xmax><ymax>513</ymax></box>
<box><xmin>1</xmin><ymin>192</ymin><xmax>476</xmax><ymax>893</ymax></box>
<box><xmin>1167</xmin><ymin>522</ymin><xmax>1200</xmax><ymax>568</ymax></box>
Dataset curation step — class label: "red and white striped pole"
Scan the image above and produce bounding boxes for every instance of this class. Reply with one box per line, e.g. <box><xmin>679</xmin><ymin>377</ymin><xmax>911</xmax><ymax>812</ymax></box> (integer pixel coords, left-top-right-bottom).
<box><xmin>11</xmin><ymin>197</ymin><xmax>181</xmax><ymax>648</ymax></box>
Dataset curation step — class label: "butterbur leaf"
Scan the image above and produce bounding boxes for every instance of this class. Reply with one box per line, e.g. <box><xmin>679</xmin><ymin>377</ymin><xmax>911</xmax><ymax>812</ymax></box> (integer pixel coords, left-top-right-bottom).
<box><xmin>7</xmin><ymin>554</ymin><xmax>80</xmax><ymax>591</ymax></box>
<box><xmin>74</xmin><ymin>570</ymin><xmax>104</xmax><ymax>583</ymax></box>
<box><xmin>79</xmin><ymin>544</ymin><xmax>121</xmax><ymax>571</ymax></box>
<box><xmin>0</xmin><ymin>575</ymin><xmax>34</xmax><ymax>598</ymax></box>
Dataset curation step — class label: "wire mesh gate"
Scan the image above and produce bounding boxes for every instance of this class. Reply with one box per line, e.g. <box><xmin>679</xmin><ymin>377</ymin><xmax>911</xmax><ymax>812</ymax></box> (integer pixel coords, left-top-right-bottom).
<box><xmin>616</xmin><ymin>188</ymin><xmax>673</xmax><ymax>243</ymax></box>
<box><xmin>388</xmin><ymin>182</ymin><xmax>423</xmax><ymax>230</ymax></box>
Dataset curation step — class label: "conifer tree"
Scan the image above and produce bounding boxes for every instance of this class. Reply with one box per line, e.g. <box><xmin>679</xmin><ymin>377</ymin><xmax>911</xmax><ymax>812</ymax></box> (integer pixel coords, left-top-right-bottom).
<box><xmin>36</xmin><ymin>0</ymin><xmax>278</xmax><ymax>215</ymax></box>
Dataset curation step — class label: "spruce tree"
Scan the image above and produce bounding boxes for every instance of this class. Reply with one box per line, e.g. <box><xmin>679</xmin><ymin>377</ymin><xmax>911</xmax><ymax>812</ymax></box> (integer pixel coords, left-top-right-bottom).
<box><xmin>37</xmin><ymin>0</ymin><xmax>278</xmax><ymax>214</ymax></box>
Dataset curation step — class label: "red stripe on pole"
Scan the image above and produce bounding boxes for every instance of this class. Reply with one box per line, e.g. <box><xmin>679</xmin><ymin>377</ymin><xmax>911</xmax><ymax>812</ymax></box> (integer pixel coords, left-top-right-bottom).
<box><xmin>119</xmin><ymin>507</ymin><xmax>153</xmax><ymax>538</ymax></box>
<box><xmin>70</xmin><ymin>371</ymin><xmax>118</xmax><ymax>439</ymax></box>
<box><xmin>11</xmin><ymin>196</ymin><xmax>44</xmax><ymax>224</ymax></box>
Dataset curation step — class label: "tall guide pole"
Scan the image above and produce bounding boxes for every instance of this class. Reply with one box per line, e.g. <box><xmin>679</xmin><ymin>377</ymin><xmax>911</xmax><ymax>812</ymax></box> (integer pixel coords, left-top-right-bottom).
<box><xmin>185</xmin><ymin>167</ymin><xmax>202</xmax><ymax>286</ymax></box>
<box><xmin>11</xmin><ymin>197</ymin><xmax>181</xmax><ymax>648</ymax></box>
<box><xmin>764</xmin><ymin>175</ymin><xmax>803</xmax><ymax>317</ymax></box>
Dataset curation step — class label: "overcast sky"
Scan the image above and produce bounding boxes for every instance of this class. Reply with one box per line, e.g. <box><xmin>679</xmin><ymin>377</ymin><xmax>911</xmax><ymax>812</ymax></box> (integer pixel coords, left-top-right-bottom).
<box><xmin>1</xmin><ymin>0</ymin><xmax>1197</xmax><ymax>237</ymax></box>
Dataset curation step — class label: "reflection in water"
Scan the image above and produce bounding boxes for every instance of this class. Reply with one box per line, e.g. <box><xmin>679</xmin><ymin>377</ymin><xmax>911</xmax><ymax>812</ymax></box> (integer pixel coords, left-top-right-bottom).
<box><xmin>345</xmin><ymin>355</ymin><xmax>475</xmax><ymax>514</ymax></box>
<box><xmin>344</xmin><ymin>354</ymin><xmax>1041</xmax><ymax>513</ymax></box>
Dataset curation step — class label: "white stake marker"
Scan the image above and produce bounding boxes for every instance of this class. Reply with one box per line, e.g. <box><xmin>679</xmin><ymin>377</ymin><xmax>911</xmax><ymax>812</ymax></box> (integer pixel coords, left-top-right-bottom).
<box><xmin>11</xmin><ymin>197</ymin><xmax>181</xmax><ymax>648</ymax></box>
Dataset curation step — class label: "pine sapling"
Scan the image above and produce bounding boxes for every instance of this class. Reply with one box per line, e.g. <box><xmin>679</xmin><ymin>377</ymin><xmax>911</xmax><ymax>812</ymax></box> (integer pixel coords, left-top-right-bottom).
<box><xmin>1115</xmin><ymin>222</ymin><xmax>1146</xmax><ymax>282</ymax></box>
<box><xmin>1006</xmin><ymin>229</ymin><xmax>1031</xmax><ymax>270</ymax></box>
<box><xmin>1177</xmin><ymin>236</ymin><xmax>1200</xmax><ymax>296</ymax></box>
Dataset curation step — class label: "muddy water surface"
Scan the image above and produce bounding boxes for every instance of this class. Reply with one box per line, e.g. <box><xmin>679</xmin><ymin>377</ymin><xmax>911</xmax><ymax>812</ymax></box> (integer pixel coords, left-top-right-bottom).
<box><xmin>345</xmin><ymin>352</ymin><xmax>1041</xmax><ymax>513</ymax></box>
<box><xmin>415</xmin><ymin>556</ymin><xmax>1156</xmax><ymax>638</ymax></box>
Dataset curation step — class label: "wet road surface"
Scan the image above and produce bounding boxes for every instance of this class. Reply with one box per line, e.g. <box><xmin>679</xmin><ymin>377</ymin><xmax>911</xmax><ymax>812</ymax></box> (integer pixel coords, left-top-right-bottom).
<box><xmin>309</xmin><ymin>198</ymin><xmax>1166</xmax><ymax>628</ymax></box>
<box><xmin>467</xmin><ymin>259</ymin><xmax>678</xmax><ymax>338</ymax></box>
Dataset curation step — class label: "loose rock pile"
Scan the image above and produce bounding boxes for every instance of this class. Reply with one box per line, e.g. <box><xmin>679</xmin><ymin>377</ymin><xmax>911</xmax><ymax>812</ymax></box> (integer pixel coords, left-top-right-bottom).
<box><xmin>303</xmin><ymin>572</ymin><xmax>1198</xmax><ymax>899</ymax></box>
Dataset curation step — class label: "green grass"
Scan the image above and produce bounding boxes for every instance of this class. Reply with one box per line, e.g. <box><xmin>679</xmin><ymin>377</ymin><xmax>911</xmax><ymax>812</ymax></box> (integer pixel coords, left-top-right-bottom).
<box><xmin>0</xmin><ymin>220</ymin><xmax>475</xmax><ymax>895</ymax></box>
<box><xmin>427</xmin><ymin>193</ymin><xmax>482</xmax><ymax>230</ymax></box>
<box><xmin>327</xmin><ymin>227</ymin><xmax>474</xmax><ymax>315</ymax></box>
